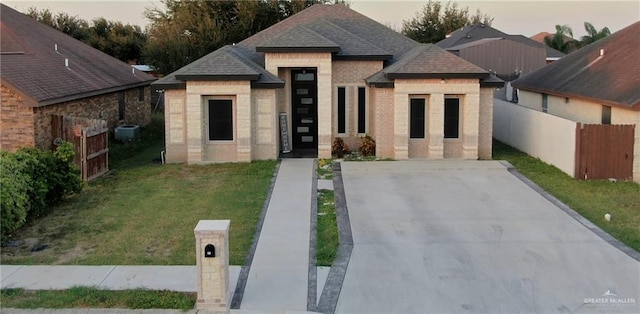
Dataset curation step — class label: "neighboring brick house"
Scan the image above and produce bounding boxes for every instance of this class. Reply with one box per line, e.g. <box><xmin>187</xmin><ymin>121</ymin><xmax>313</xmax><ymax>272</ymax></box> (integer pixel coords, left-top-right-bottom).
<box><xmin>437</xmin><ymin>24</ymin><xmax>565</xmax><ymax>80</ymax></box>
<box><xmin>0</xmin><ymin>4</ymin><xmax>155</xmax><ymax>152</ymax></box>
<box><xmin>512</xmin><ymin>21</ymin><xmax>640</xmax><ymax>182</ymax></box>
<box><xmin>153</xmin><ymin>4</ymin><xmax>503</xmax><ymax>164</ymax></box>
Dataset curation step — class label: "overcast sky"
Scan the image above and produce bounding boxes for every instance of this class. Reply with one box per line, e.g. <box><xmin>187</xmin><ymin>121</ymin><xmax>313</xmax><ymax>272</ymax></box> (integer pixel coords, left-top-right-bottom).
<box><xmin>2</xmin><ymin>0</ymin><xmax>639</xmax><ymax>38</ymax></box>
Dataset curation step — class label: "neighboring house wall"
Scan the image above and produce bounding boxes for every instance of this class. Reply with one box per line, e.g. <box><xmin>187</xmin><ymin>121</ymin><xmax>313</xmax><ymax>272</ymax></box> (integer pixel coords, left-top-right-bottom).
<box><xmin>1</xmin><ymin>85</ymin><xmax>35</xmax><ymax>151</ymax></box>
<box><xmin>458</xmin><ymin>40</ymin><xmax>546</xmax><ymax>77</ymax></box>
<box><xmin>494</xmin><ymin>98</ymin><xmax>577</xmax><ymax>176</ymax></box>
<box><xmin>514</xmin><ymin>90</ymin><xmax>639</xmax><ymax>182</ymax></box>
<box><xmin>1</xmin><ymin>85</ymin><xmax>151</xmax><ymax>152</ymax></box>
<box><xmin>331</xmin><ymin>60</ymin><xmax>383</xmax><ymax>150</ymax></box>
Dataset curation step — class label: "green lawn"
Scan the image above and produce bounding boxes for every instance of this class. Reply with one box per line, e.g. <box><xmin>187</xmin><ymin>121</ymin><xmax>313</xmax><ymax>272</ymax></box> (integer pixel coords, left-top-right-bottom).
<box><xmin>493</xmin><ymin>140</ymin><xmax>640</xmax><ymax>251</ymax></box>
<box><xmin>1</xmin><ymin>114</ymin><xmax>277</xmax><ymax>265</ymax></box>
<box><xmin>316</xmin><ymin>189</ymin><xmax>338</xmax><ymax>266</ymax></box>
<box><xmin>0</xmin><ymin>287</ymin><xmax>195</xmax><ymax>310</ymax></box>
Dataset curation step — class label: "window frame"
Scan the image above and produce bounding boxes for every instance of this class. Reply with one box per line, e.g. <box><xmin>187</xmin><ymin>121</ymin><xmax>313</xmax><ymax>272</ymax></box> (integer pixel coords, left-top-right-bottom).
<box><xmin>602</xmin><ymin>105</ymin><xmax>612</xmax><ymax>125</ymax></box>
<box><xmin>337</xmin><ymin>87</ymin><xmax>346</xmax><ymax>134</ymax></box>
<box><xmin>542</xmin><ymin>93</ymin><xmax>548</xmax><ymax>113</ymax></box>
<box><xmin>117</xmin><ymin>91</ymin><xmax>125</xmax><ymax>121</ymax></box>
<box><xmin>409</xmin><ymin>97</ymin><xmax>427</xmax><ymax>139</ymax></box>
<box><xmin>205</xmin><ymin>97</ymin><xmax>234</xmax><ymax>142</ymax></box>
<box><xmin>138</xmin><ymin>87</ymin><xmax>145</xmax><ymax>102</ymax></box>
<box><xmin>357</xmin><ymin>87</ymin><xmax>366</xmax><ymax>134</ymax></box>
<box><xmin>444</xmin><ymin>97</ymin><xmax>461</xmax><ymax>139</ymax></box>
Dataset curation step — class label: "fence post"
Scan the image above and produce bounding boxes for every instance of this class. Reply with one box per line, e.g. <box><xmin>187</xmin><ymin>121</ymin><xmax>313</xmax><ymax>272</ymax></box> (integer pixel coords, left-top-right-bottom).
<box><xmin>194</xmin><ymin>220</ymin><xmax>231</xmax><ymax>314</ymax></box>
<box><xmin>574</xmin><ymin>123</ymin><xmax>581</xmax><ymax>178</ymax></box>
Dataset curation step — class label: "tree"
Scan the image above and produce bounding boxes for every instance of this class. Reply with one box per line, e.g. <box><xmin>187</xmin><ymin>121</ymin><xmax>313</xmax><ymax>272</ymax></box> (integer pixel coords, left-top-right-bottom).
<box><xmin>25</xmin><ymin>8</ymin><xmax>145</xmax><ymax>63</ymax></box>
<box><xmin>544</xmin><ymin>24</ymin><xmax>579</xmax><ymax>54</ymax></box>
<box><xmin>401</xmin><ymin>0</ymin><xmax>494</xmax><ymax>43</ymax></box>
<box><xmin>580</xmin><ymin>22</ymin><xmax>611</xmax><ymax>47</ymax></box>
<box><xmin>144</xmin><ymin>0</ymin><xmax>349</xmax><ymax>75</ymax></box>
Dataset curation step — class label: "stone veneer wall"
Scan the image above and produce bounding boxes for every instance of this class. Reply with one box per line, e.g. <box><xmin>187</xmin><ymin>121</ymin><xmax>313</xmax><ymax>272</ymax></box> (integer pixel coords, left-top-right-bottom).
<box><xmin>478</xmin><ymin>87</ymin><xmax>494</xmax><ymax>159</ymax></box>
<box><xmin>331</xmin><ymin>60</ymin><xmax>383</xmax><ymax>151</ymax></box>
<box><xmin>1</xmin><ymin>85</ymin><xmax>151</xmax><ymax>152</ymax></box>
<box><xmin>180</xmin><ymin>81</ymin><xmax>252</xmax><ymax>164</ymax></box>
<box><xmin>251</xmin><ymin>88</ymin><xmax>278</xmax><ymax>160</ymax></box>
<box><xmin>376</xmin><ymin>78</ymin><xmax>482</xmax><ymax>160</ymax></box>
<box><xmin>265</xmin><ymin>52</ymin><xmax>332</xmax><ymax>158</ymax></box>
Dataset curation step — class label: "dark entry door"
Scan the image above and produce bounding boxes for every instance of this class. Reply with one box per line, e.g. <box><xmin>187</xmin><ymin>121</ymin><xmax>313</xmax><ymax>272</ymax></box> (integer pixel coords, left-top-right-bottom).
<box><xmin>291</xmin><ymin>69</ymin><xmax>318</xmax><ymax>150</ymax></box>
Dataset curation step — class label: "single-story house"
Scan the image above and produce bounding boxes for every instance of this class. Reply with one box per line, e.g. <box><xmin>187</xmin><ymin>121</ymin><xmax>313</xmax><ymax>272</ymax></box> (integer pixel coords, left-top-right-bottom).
<box><xmin>512</xmin><ymin>21</ymin><xmax>640</xmax><ymax>182</ymax></box>
<box><xmin>153</xmin><ymin>4</ymin><xmax>503</xmax><ymax>164</ymax></box>
<box><xmin>437</xmin><ymin>24</ymin><xmax>565</xmax><ymax>80</ymax></box>
<box><xmin>0</xmin><ymin>4</ymin><xmax>156</xmax><ymax>152</ymax></box>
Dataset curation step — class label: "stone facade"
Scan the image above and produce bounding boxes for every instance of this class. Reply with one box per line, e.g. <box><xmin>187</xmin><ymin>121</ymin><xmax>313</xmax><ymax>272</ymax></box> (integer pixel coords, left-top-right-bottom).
<box><xmin>1</xmin><ymin>84</ymin><xmax>151</xmax><ymax>152</ymax></box>
<box><xmin>163</xmin><ymin>58</ymin><xmax>494</xmax><ymax>163</ymax></box>
<box><xmin>331</xmin><ymin>60</ymin><xmax>383</xmax><ymax>151</ymax></box>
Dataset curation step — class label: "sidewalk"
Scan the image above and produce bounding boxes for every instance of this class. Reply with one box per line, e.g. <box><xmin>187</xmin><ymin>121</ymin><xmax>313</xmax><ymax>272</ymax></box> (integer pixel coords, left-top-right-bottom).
<box><xmin>1</xmin><ymin>265</ymin><xmax>240</xmax><ymax>292</ymax></box>
<box><xmin>240</xmin><ymin>159</ymin><xmax>314</xmax><ymax>311</ymax></box>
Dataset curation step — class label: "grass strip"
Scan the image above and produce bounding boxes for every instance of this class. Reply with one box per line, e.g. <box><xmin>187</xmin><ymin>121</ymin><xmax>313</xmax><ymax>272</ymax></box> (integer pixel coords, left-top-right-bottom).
<box><xmin>0</xmin><ymin>287</ymin><xmax>195</xmax><ymax>310</ymax></box>
<box><xmin>316</xmin><ymin>189</ymin><xmax>338</xmax><ymax>266</ymax></box>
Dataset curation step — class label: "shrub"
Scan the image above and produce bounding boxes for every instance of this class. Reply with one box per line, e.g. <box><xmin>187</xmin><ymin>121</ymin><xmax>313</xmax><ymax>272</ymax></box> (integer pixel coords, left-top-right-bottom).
<box><xmin>331</xmin><ymin>137</ymin><xmax>349</xmax><ymax>158</ymax></box>
<box><xmin>0</xmin><ymin>152</ymin><xmax>30</xmax><ymax>241</ymax></box>
<box><xmin>359</xmin><ymin>135</ymin><xmax>376</xmax><ymax>157</ymax></box>
<box><xmin>0</xmin><ymin>142</ymin><xmax>82</xmax><ymax>240</ymax></box>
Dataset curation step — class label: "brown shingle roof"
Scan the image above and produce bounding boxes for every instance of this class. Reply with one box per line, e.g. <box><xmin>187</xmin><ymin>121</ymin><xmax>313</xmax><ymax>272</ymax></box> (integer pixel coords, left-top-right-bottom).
<box><xmin>513</xmin><ymin>21</ymin><xmax>640</xmax><ymax>109</ymax></box>
<box><xmin>0</xmin><ymin>4</ymin><xmax>155</xmax><ymax>107</ymax></box>
<box><xmin>155</xmin><ymin>4</ymin><xmax>498</xmax><ymax>89</ymax></box>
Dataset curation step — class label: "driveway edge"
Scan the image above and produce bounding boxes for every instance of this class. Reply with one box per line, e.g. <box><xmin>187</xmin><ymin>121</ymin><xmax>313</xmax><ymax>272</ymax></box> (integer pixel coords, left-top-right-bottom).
<box><xmin>307</xmin><ymin>159</ymin><xmax>319</xmax><ymax>311</ymax></box>
<box><xmin>503</xmin><ymin>161</ymin><xmax>640</xmax><ymax>262</ymax></box>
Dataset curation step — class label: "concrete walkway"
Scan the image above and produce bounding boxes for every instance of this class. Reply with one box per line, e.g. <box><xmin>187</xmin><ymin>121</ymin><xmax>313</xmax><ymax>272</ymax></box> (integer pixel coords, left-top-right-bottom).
<box><xmin>240</xmin><ymin>159</ymin><xmax>314</xmax><ymax>311</ymax></box>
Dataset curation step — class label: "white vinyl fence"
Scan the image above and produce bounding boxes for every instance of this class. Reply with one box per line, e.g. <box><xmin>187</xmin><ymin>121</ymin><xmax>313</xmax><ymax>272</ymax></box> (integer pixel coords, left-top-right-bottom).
<box><xmin>493</xmin><ymin>98</ymin><xmax>577</xmax><ymax>177</ymax></box>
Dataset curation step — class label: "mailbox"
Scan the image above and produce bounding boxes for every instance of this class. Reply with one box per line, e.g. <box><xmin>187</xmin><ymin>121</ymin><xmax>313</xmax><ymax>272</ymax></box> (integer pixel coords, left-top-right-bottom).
<box><xmin>204</xmin><ymin>244</ymin><xmax>215</xmax><ymax>258</ymax></box>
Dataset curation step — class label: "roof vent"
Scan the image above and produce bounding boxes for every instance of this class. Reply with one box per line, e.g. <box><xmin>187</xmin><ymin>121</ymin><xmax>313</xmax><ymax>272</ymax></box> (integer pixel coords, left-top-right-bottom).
<box><xmin>55</xmin><ymin>44</ymin><xmax>60</xmax><ymax>54</ymax></box>
<box><xmin>64</xmin><ymin>58</ymin><xmax>69</xmax><ymax>67</ymax></box>
<box><xmin>600</xmin><ymin>48</ymin><xmax>604</xmax><ymax>56</ymax></box>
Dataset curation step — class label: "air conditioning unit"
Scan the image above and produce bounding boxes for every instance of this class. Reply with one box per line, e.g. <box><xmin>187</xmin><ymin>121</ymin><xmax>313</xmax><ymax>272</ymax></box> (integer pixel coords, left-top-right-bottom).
<box><xmin>115</xmin><ymin>125</ymin><xmax>140</xmax><ymax>142</ymax></box>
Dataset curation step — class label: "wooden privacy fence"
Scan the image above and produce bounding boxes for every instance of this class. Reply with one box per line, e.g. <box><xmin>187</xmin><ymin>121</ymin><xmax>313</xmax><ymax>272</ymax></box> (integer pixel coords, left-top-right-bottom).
<box><xmin>575</xmin><ymin>123</ymin><xmax>635</xmax><ymax>181</ymax></box>
<box><xmin>52</xmin><ymin>115</ymin><xmax>109</xmax><ymax>181</ymax></box>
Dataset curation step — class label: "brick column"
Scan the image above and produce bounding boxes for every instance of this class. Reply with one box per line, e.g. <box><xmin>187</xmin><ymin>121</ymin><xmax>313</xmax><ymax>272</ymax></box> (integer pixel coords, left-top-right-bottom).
<box><xmin>428</xmin><ymin>94</ymin><xmax>444</xmax><ymax>159</ymax></box>
<box><xmin>462</xmin><ymin>93</ymin><xmax>480</xmax><ymax>159</ymax></box>
<box><xmin>195</xmin><ymin>220</ymin><xmax>230</xmax><ymax>314</ymax></box>
<box><xmin>393</xmin><ymin>93</ymin><xmax>409</xmax><ymax>160</ymax></box>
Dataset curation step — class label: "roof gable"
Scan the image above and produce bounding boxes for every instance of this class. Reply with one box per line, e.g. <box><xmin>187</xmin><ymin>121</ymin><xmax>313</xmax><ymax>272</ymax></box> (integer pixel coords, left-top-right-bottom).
<box><xmin>512</xmin><ymin>21</ymin><xmax>640</xmax><ymax>109</ymax></box>
<box><xmin>255</xmin><ymin>26</ymin><xmax>340</xmax><ymax>53</ymax></box>
<box><xmin>0</xmin><ymin>4</ymin><xmax>155</xmax><ymax>106</ymax></box>
<box><xmin>383</xmin><ymin>44</ymin><xmax>489</xmax><ymax>79</ymax></box>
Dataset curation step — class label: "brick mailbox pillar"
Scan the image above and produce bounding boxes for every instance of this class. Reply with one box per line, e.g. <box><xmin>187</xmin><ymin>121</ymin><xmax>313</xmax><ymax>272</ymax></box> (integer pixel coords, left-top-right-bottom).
<box><xmin>195</xmin><ymin>220</ymin><xmax>230</xmax><ymax>313</ymax></box>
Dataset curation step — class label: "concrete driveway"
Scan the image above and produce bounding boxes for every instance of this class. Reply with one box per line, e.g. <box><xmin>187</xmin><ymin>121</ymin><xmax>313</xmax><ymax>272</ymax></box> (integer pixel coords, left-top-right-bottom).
<box><xmin>335</xmin><ymin>161</ymin><xmax>639</xmax><ymax>314</ymax></box>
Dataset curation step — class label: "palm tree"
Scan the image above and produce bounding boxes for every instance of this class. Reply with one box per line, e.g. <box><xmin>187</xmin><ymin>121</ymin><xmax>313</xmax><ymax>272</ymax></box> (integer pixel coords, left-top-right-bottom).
<box><xmin>544</xmin><ymin>24</ymin><xmax>579</xmax><ymax>53</ymax></box>
<box><xmin>580</xmin><ymin>22</ymin><xmax>611</xmax><ymax>46</ymax></box>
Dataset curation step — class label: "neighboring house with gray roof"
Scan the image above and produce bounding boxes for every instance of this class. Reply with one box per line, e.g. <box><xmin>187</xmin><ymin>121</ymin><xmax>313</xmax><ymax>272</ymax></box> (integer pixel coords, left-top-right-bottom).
<box><xmin>154</xmin><ymin>4</ymin><xmax>503</xmax><ymax>163</ymax></box>
<box><xmin>437</xmin><ymin>23</ymin><xmax>565</xmax><ymax>81</ymax></box>
<box><xmin>512</xmin><ymin>21</ymin><xmax>640</xmax><ymax>182</ymax></box>
<box><xmin>0</xmin><ymin>4</ymin><xmax>156</xmax><ymax>152</ymax></box>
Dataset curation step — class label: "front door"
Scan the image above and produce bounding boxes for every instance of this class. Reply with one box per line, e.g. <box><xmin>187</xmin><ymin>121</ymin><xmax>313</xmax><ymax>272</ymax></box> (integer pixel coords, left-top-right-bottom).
<box><xmin>291</xmin><ymin>69</ymin><xmax>318</xmax><ymax>151</ymax></box>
